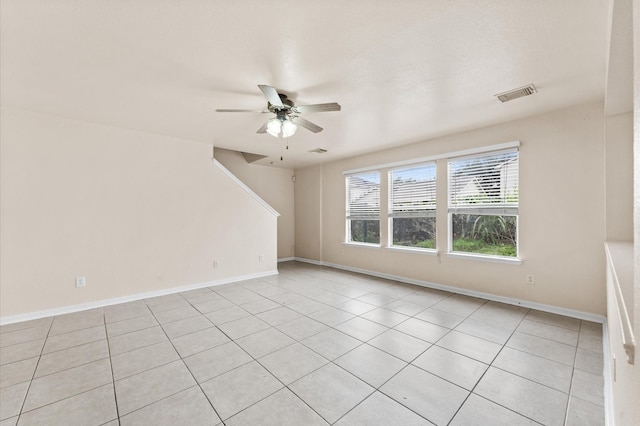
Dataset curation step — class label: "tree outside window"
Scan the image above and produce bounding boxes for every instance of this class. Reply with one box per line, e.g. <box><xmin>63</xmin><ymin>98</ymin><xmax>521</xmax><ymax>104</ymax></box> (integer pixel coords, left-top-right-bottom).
<box><xmin>389</xmin><ymin>163</ymin><xmax>436</xmax><ymax>249</ymax></box>
<box><xmin>448</xmin><ymin>149</ymin><xmax>519</xmax><ymax>258</ymax></box>
<box><xmin>346</xmin><ymin>171</ymin><xmax>380</xmax><ymax>244</ymax></box>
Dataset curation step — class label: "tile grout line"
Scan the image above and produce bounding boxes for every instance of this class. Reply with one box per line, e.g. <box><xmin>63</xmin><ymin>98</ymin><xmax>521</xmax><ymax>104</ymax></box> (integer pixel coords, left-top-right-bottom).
<box><xmin>562</xmin><ymin>319</ymin><xmax>607</xmax><ymax>424</ymax></box>
<box><xmin>281</xmin><ymin>264</ymin><xmax>592</xmax><ymax>423</ymax></box>
<box><xmin>327</xmin><ymin>387</ymin><xmax>378</xmax><ymax>425</ymax></box>
<box><xmin>101</xmin><ymin>314</ymin><xmax>122</xmax><ymax>426</ymax></box>
<box><xmin>330</xmin><ymin>297</ymin><xmax>491</xmax><ymax>425</ymax></box>
<box><xmin>107</xmin><ymin>290</ymin><xmax>240</xmax><ymax>423</ymax></box>
<box><xmin>180</xmin><ymin>283</ymin><xmax>342</xmax><ymax>424</ymax></box>
<box><xmin>3</xmin><ymin>263</ymin><xmax>606</xmax><ymax>424</ymax></box>
<box><xmin>262</xmin><ymin>265</ymin><xmax>599</xmax><ymax>424</ymax></box>
<box><xmin>207</xmin><ymin>276</ymin><xmax>402</xmax><ymax>425</ymax></box>
<box><xmin>144</xmin><ymin>293</ymin><xmax>227</xmax><ymax>425</ymax></box>
<box><xmin>444</xmin><ymin>305</ymin><xmax>539</xmax><ymax>425</ymax></box>
<box><xmin>210</xmin><ymin>282</ymin><xmax>334</xmax><ymax>424</ymax></box>
<box><xmin>374</xmin><ymin>299</ymin><xmax>493</xmax><ymax>424</ymax></box>
<box><xmin>193</xmin><ymin>317</ymin><xmax>330</xmax><ymax>424</ymax></box>
<box><xmin>12</xmin><ymin>312</ymin><xmax>118</xmax><ymax>423</ymax></box>
<box><xmin>563</xmin><ymin>325</ymin><xmax>579</xmax><ymax>426</ymax></box>
<box><xmin>13</xmin><ymin>316</ymin><xmax>54</xmax><ymax>423</ymax></box>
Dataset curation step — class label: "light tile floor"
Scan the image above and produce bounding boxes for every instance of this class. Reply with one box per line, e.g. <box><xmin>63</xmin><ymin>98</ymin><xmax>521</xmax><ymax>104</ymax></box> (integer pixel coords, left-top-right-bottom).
<box><xmin>0</xmin><ymin>261</ymin><xmax>605</xmax><ymax>425</ymax></box>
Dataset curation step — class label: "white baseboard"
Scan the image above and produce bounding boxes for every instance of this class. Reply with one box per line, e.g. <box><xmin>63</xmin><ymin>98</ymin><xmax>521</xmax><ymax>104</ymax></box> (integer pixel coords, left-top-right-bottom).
<box><xmin>291</xmin><ymin>257</ymin><xmax>605</xmax><ymax>323</ymax></box>
<box><xmin>290</xmin><ymin>256</ymin><xmax>324</xmax><ymax>266</ymax></box>
<box><xmin>277</xmin><ymin>257</ymin><xmax>295</xmax><ymax>263</ymax></box>
<box><xmin>0</xmin><ymin>270</ymin><xmax>279</xmax><ymax>326</ymax></box>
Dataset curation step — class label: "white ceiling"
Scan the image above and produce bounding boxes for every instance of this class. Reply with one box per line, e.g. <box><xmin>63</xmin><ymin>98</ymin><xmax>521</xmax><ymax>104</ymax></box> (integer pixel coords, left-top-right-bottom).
<box><xmin>1</xmin><ymin>0</ymin><xmax>609</xmax><ymax>169</ymax></box>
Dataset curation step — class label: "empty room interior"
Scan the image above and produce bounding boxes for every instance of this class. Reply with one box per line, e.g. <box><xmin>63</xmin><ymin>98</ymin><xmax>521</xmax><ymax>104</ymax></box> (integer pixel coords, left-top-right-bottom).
<box><xmin>0</xmin><ymin>1</ymin><xmax>638</xmax><ymax>425</ymax></box>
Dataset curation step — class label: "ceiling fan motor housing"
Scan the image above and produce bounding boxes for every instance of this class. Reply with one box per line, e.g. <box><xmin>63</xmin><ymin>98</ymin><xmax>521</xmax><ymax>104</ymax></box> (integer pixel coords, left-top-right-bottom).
<box><xmin>215</xmin><ymin>85</ymin><xmax>339</xmax><ymax>135</ymax></box>
<box><xmin>269</xmin><ymin>94</ymin><xmax>294</xmax><ymax>113</ymax></box>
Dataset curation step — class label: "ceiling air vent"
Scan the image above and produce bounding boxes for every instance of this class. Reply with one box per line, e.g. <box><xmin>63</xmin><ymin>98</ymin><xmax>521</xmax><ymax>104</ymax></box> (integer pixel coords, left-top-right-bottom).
<box><xmin>495</xmin><ymin>84</ymin><xmax>537</xmax><ymax>102</ymax></box>
<box><xmin>309</xmin><ymin>148</ymin><xmax>327</xmax><ymax>154</ymax></box>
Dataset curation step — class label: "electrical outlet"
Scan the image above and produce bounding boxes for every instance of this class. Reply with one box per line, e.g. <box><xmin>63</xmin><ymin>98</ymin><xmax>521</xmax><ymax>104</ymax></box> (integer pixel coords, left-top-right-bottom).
<box><xmin>213</xmin><ymin>260</ymin><xmax>219</xmax><ymax>269</ymax></box>
<box><xmin>75</xmin><ymin>276</ymin><xmax>86</xmax><ymax>288</ymax></box>
<box><xmin>259</xmin><ymin>254</ymin><xmax>263</xmax><ymax>263</ymax></box>
<box><xmin>526</xmin><ymin>275</ymin><xmax>535</xmax><ymax>285</ymax></box>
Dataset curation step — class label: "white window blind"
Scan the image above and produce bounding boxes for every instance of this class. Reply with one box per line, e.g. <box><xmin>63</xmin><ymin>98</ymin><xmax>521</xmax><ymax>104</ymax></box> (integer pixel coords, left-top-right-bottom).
<box><xmin>448</xmin><ymin>148</ymin><xmax>518</xmax><ymax>215</ymax></box>
<box><xmin>389</xmin><ymin>163</ymin><xmax>436</xmax><ymax>218</ymax></box>
<box><xmin>346</xmin><ymin>171</ymin><xmax>380</xmax><ymax>220</ymax></box>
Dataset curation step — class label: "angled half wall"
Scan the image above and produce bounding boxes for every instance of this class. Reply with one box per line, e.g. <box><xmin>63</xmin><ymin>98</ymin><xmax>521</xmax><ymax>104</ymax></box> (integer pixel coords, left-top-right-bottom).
<box><xmin>0</xmin><ymin>108</ymin><xmax>278</xmax><ymax>321</ymax></box>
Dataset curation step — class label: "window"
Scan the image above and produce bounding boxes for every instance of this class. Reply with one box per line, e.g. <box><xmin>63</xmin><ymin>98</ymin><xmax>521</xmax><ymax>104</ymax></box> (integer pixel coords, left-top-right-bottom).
<box><xmin>389</xmin><ymin>163</ymin><xmax>436</xmax><ymax>249</ymax></box>
<box><xmin>346</xmin><ymin>171</ymin><xmax>380</xmax><ymax>244</ymax></box>
<box><xmin>448</xmin><ymin>149</ymin><xmax>519</xmax><ymax>257</ymax></box>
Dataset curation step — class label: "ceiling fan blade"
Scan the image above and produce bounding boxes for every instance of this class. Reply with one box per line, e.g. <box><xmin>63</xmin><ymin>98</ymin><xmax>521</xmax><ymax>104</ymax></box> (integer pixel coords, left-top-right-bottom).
<box><xmin>258</xmin><ymin>85</ymin><xmax>284</xmax><ymax>107</ymax></box>
<box><xmin>293</xmin><ymin>103</ymin><xmax>341</xmax><ymax>113</ymax></box>
<box><xmin>256</xmin><ymin>122</ymin><xmax>268</xmax><ymax>134</ymax></box>
<box><xmin>291</xmin><ymin>117</ymin><xmax>323</xmax><ymax>133</ymax></box>
<box><xmin>215</xmin><ymin>109</ymin><xmax>268</xmax><ymax>113</ymax></box>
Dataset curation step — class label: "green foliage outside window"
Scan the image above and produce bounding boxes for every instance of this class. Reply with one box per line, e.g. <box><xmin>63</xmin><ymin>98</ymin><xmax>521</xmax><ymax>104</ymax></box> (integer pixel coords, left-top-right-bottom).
<box><xmin>451</xmin><ymin>214</ymin><xmax>517</xmax><ymax>257</ymax></box>
<box><xmin>349</xmin><ymin>220</ymin><xmax>380</xmax><ymax>244</ymax></box>
<box><xmin>392</xmin><ymin>217</ymin><xmax>436</xmax><ymax>249</ymax></box>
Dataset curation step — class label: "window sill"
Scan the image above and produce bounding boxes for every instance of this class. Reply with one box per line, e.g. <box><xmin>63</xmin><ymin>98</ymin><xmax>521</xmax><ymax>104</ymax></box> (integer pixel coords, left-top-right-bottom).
<box><xmin>445</xmin><ymin>252</ymin><xmax>522</xmax><ymax>265</ymax></box>
<box><xmin>386</xmin><ymin>246</ymin><xmax>437</xmax><ymax>255</ymax></box>
<box><xmin>342</xmin><ymin>242</ymin><xmax>381</xmax><ymax>249</ymax></box>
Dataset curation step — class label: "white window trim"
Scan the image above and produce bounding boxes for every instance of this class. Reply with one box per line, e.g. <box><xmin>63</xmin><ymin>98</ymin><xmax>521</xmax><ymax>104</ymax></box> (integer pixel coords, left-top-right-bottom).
<box><xmin>447</xmin><ymin>147</ymin><xmax>520</xmax><ymax>260</ymax></box>
<box><xmin>387</xmin><ymin>160</ymin><xmax>437</xmax><ymax>252</ymax></box>
<box><xmin>345</xmin><ymin>170</ymin><xmax>381</xmax><ymax>245</ymax></box>
<box><xmin>343</xmin><ymin>141</ymin><xmax>520</xmax><ymax>175</ymax></box>
<box><xmin>445</xmin><ymin>252</ymin><xmax>523</xmax><ymax>265</ymax></box>
<box><xmin>342</xmin><ymin>241</ymin><xmax>381</xmax><ymax>249</ymax></box>
<box><xmin>386</xmin><ymin>245</ymin><xmax>437</xmax><ymax>255</ymax></box>
<box><xmin>341</xmin><ymin>142</ymin><xmax>524</xmax><ymax>263</ymax></box>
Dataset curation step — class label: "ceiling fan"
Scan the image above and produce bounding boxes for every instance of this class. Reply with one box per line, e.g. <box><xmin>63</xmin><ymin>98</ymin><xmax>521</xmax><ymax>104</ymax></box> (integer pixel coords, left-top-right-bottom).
<box><xmin>215</xmin><ymin>85</ymin><xmax>341</xmax><ymax>138</ymax></box>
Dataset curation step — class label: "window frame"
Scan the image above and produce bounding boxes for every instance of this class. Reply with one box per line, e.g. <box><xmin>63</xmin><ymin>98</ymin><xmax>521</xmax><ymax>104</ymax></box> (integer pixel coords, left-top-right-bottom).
<box><xmin>388</xmin><ymin>162</ymin><xmax>437</xmax><ymax>252</ymax></box>
<box><xmin>447</xmin><ymin>148</ymin><xmax>520</xmax><ymax>260</ymax></box>
<box><xmin>345</xmin><ymin>170</ymin><xmax>381</xmax><ymax>246</ymax></box>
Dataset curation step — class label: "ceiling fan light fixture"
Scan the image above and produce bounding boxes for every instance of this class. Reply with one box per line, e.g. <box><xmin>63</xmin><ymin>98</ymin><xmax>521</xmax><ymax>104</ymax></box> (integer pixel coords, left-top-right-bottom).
<box><xmin>281</xmin><ymin>120</ymin><xmax>297</xmax><ymax>138</ymax></box>
<box><xmin>216</xmin><ymin>85</ymin><xmax>339</xmax><ymax>137</ymax></box>
<box><xmin>266</xmin><ymin>118</ymin><xmax>282</xmax><ymax>137</ymax></box>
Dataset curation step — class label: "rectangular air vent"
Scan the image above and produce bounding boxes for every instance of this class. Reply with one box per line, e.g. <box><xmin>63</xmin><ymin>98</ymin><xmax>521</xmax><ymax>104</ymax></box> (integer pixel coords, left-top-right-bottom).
<box><xmin>309</xmin><ymin>148</ymin><xmax>327</xmax><ymax>154</ymax></box>
<box><xmin>495</xmin><ymin>84</ymin><xmax>537</xmax><ymax>102</ymax></box>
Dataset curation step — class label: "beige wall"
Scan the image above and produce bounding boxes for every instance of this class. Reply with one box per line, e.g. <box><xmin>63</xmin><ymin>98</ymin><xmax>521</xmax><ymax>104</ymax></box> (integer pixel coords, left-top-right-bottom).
<box><xmin>295</xmin><ymin>102</ymin><xmax>607</xmax><ymax>315</ymax></box>
<box><xmin>605</xmin><ymin>112</ymin><xmax>634</xmax><ymax>241</ymax></box>
<box><xmin>214</xmin><ymin>148</ymin><xmax>295</xmax><ymax>259</ymax></box>
<box><xmin>0</xmin><ymin>108</ymin><xmax>278</xmax><ymax>319</ymax></box>
<box><xmin>294</xmin><ymin>165</ymin><xmax>323</xmax><ymax>261</ymax></box>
